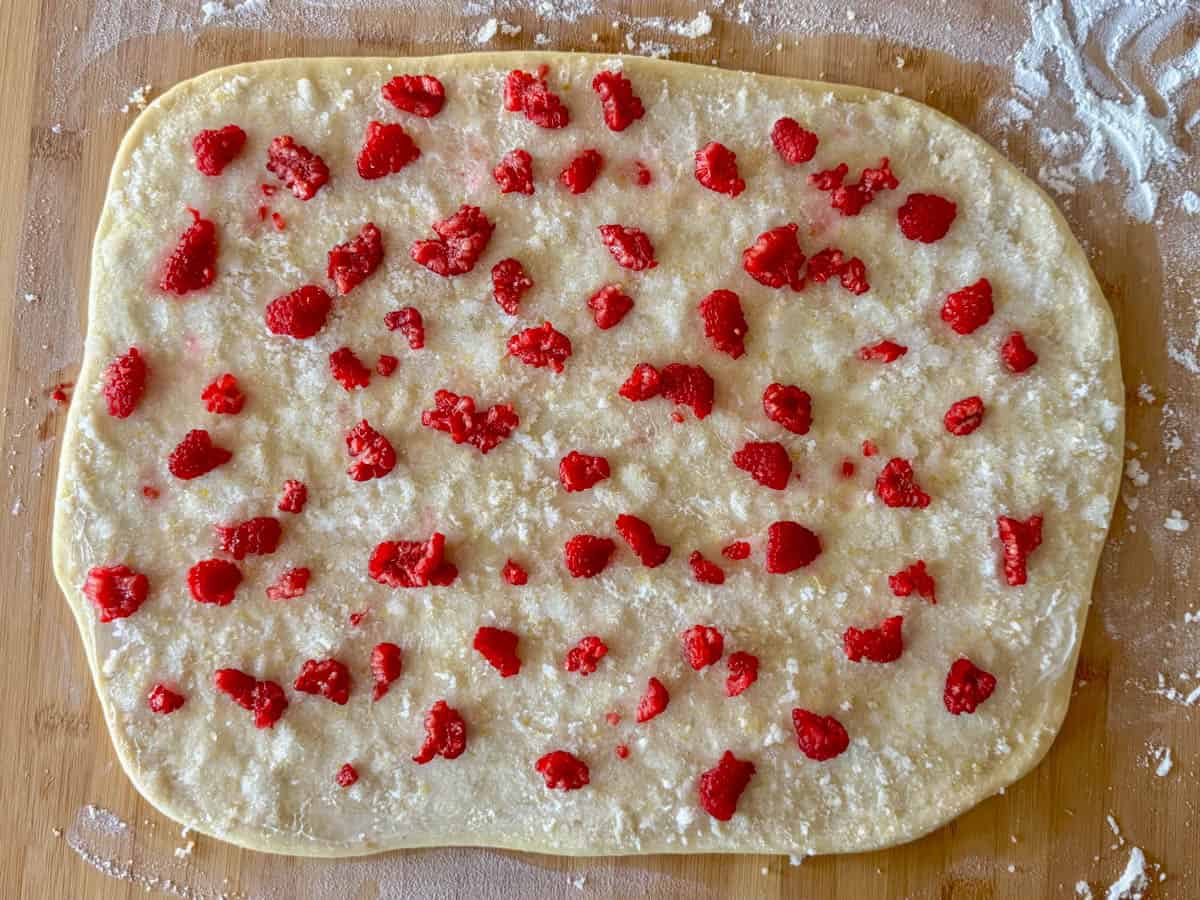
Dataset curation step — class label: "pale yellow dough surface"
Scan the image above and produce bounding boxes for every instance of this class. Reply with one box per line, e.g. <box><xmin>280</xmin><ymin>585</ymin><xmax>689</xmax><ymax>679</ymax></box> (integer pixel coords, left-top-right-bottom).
<box><xmin>53</xmin><ymin>53</ymin><xmax>1123</xmax><ymax>858</ymax></box>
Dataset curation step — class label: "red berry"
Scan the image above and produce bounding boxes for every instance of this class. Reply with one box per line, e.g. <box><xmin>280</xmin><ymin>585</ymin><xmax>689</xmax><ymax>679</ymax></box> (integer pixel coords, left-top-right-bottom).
<box><xmin>765</xmin><ymin>521</ymin><xmax>822</xmax><ymax>573</ymax></box>
<box><xmin>732</xmin><ymin>441</ymin><xmax>792</xmax><ymax>490</ymax></box>
<box><xmin>615</xmin><ymin>514</ymin><xmax>671</xmax><ymax>567</ymax></box>
<box><xmin>811</xmin><ymin>157</ymin><xmax>897</xmax><ymax>216</ymax></box>
<box><xmin>889</xmin><ymin>560</ymin><xmax>937</xmax><ymax>604</ymax></box>
<box><xmin>493</xmin><ymin>148</ymin><xmax>535</xmax><ymax>194</ymax></box>
<box><xmin>193</xmin><ymin>124</ymin><xmax>246</xmax><ymax>176</ymax></box>
<box><xmin>725</xmin><ymin>652</ymin><xmax>759</xmax><ymax>697</ymax></box>
<box><xmin>598</xmin><ymin>225</ymin><xmax>657</xmax><ymax>270</ymax></box>
<box><xmin>502</xmin><ymin>559</ymin><xmax>528</xmax><ymax>585</ymax></box>
<box><xmin>421</xmin><ymin>390</ymin><xmax>518</xmax><ymax>454</ymax></box>
<box><xmin>329</xmin><ymin>347</ymin><xmax>372</xmax><ymax>391</ymax></box>
<box><xmin>336</xmin><ymin>764</ymin><xmax>359</xmax><ymax>787</ymax></box>
<box><xmin>187</xmin><ymin>559</ymin><xmax>242</xmax><ymax>606</ymax></box>
<box><xmin>770</xmin><ymin>117</ymin><xmax>819</xmax><ymax>164</ymax></box>
<box><xmin>147</xmin><ymin>683</ymin><xmax>185</xmax><ymax>714</ymax></box>
<box><xmin>806</xmin><ymin>248</ymin><xmax>870</xmax><ymax>294</ymax></box>
<box><xmin>491</xmin><ymin>258</ymin><xmax>533</xmax><ymax>315</ymax></box>
<box><xmin>559</xmin><ymin>451</ymin><xmax>610</xmax><ymax>492</ymax></box>
<box><xmin>618</xmin><ymin>362</ymin><xmax>662</xmax><ymax>401</ymax></box>
<box><xmin>944</xmin><ymin>658</ymin><xmax>997</xmax><ymax>714</ymax></box>
<box><xmin>535</xmin><ymin>750</ymin><xmax>590</xmax><ymax>790</ymax></box>
<box><xmin>103</xmin><ymin>347</ymin><xmax>148</xmax><ymax>418</ymax></box>
<box><xmin>376</xmin><ymin>354</ymin><xmax>399</xmax><ymax>376</ymax></box>
<box><xmin>560</xmin><ymin>149</ymin><xmax>603</xmax><ymax>194</ymax></box>
<box><xmin>694</xmin><ymin>141</ymin><xmax>745</xmax><ymax>197</ymax></box>
<box><xmin>382</xmin><ymin>74</ymin><xmax>445</xmax><ymax>117</ymax></box>
<box><xmin>898</xmin><ymin>193</ymin><xmax>957</xmax><ymax>243</ymax></box>
<box><xmin>266</xmin><ymin>135</ymin><xmax>329</xmax><ymax>200</ymax></box>
<box><xmin>587</xmin><ymin>284</ymin><xmax>634</xmax><ymax>329</ymax></box>
<box><xmin>721</xmin><ymin>541</ymin><xmax>751</xmax><ymax>561</ymax></box>
<box><xmin>160</xmin><ymin>209</ymin><xmax>217</xmax><ymax>295</ymax></box>
<box><xmin>862</xmin><ymin>440</ymin><xmax>878</xmax><ymax>457</ymax></box>
<box><xmin>327</xmin><ymin>222</ymin><xmax>384</xmax><ymax>295</ymax></box>
<box><xmin>294</xmin><ymin>658</ymin><xmax>352</xmax><ymax>704</ymax></box>
<box><xmin>660</xmin><ymin>363</ymin><xmax>714</xmax><ymax>419</ymax></box>
<box><xmin>876</xmin><ymin>458</ymin><xmax>930</xmax><ymax>508</ymax></box>
<box><xmin>277</xmin><ymin>480</ymin><xmax>307</xmax><ymax>513</ymax></box>
<box><xmin>350</xmin><ymin>611</ymin><xmax>367</xmax><ymax>626</ymax></box>
<box><xmin>634</xmin><ymin>162</ymin><xmax>652</xmax><ymax>185</ymax></box>
<box><xmin>1001</xmin><ymin>331</ymin><xmax>1038</xmax><ymax>372</ymax></box>
<box><xmin>503</xmin><ymin>69</ymin><xmax>570</xmax><ymax>128</ymax></box>
<box><xmin>689</xmin><ymin>551</ymin><xmax>725</xmax><ymax>585</ymax></box>
<box><xmin>681</xmin><ymin>625</ymin><xmax>724</xmax><ymax>670</ymax></box>
<box><xmin>840</xmin><ymin>459</ymin><xmax>856</xmax><ymax>478</ymax></box>
<box><xmin>413</xmin><ymin>700</ymin><xmax>467</xmax><ymax>763</ymax></box>
<box><xmin>265</xmin><ymin>567</ymin><xmax>309</xmax><ymax>600</ymax></box>
<box><xmin>742</xmin><ymin>223</ymin><xmax>806</xmax><ymax>291</ymax></box>
<box><xmin>791</xmin><ymin>709</ymin><xmax>849</xmax><ymax>760</ymax></box>
<box><xmin>941</xmin><ymin>278</ymin><xmax>994</xmax><ymax>335</ymax></box>
<box><xmin>508</xmin><ymin>321</ymin><xmax>572</xmax><ymax>373</ymax></box>
<box><xmin>410</xmin><ymin>205</ymin><xmax>494</xmax><ymax>277</ymax></box>
<box><xmin>83</xmin><ymin>565</ymin><xmax>149</xmax><ymax>622</ymax></box>
<box><xmin>698</xmin><ymin>751</ymin><xmax>755</xmax><ymax>821</ymax></box>
<box><xmin>843</xmin><ymin>615</ymin><xmax>904</xmax><ymax>663</ymax></box>
<box><xmin>345</xmin><ymin>420</ymin><xmax>395</xmax><ymax>481</ymax></box>
<box><xmin>592</xmin><ymin>70</ymin><xmax>644</xmax><ymax>131</ymax></box>
<box><xmin>473</xmin><ymin>627</ymin><xmax>521</xmax><ymax>677</ymax></box>
<box><xmin>997</xmin><ymin>514</ymin><xmax>1043</xmax><ymax>586</ymax></box>
<box><xmin>214</xmin><ymin>669</ymin><xmax>287</xmax><ymax>728</ymax></box>
<box><xmin>215</xmin><ymin>516</ymin><xmax>281</xmax><ymax>559</ymax></box>
<box><xmin>563</xmin><ymin>534</ymin><xmax>616</xmax><ymax>578</ymax></box>
<box><xmin>370</xmin><ymin>642</ymin><xmax>403</xmax><ymax>700</ymax></box>
<box><xmin>168</xmin><ymin>429</ymin><xmax>231</xmax><ymax>480</ymax></box>
<box><xmin>636</xmin><ymin>677</ymin><xmax>669</xmax><ymax>723</ymax></box>
<box><xmin>762</xmin><ymin>383</ymin><xmax>812</xmax><ymax>435</ymax></box>
<box><xmin>369</xmin><ymin>532</ymin><xmax>456</xmax><ymax>588</ymax></box>
<box><xmin>357</xmin><ymin>121</ymin><xmax>420</xmax><ymax>180</ymax></box>
<box><xmin>858</xmin><ymin>340</ymin><xmax>907</xmax><ymax>363</ymax></box>
<box><xmin>565</xmin><ymin>636</ymin><xmax>608</xmax><ymax>675</ymax></box>
<box><xmin>944</xmin><ymin>396</ymin><xmax>985</xmax><ymax>436</ymax></box>
<box><xmin>697</xmin><ymin>290</ymin><xmax>748</xmax><ymax>359</ymax></box>
<box><xmin>384</xmin><ymin>306</ymin><xmax>425</xmax><ymax>349</ymax></box>
<box><xmin>265</xmin><ymin>284</ymin><xmax>332</xmax><ymax>339</ymax></box>
<box><xmin>143</xmin><ymin>486</ymin><xmax>159</xmax><ymax>499</ymax></box>
<box><xmin>201</xmin><ymin>373</ymin><xmax>244</xmax><ymax>414</ymax></box>
<box><xmin>617</xmin><ymin>744</ymin><xmax>630</xmax><ymax>758</ymax></box>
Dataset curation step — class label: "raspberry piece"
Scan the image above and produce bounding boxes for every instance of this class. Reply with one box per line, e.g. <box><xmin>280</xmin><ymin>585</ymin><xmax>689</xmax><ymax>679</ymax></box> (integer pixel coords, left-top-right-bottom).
<box><xmin>384</xmin><ymin>306</ymin><xmax>425</xmax><ymax>349</ymax></box>
<box><xmin>862</xmin><ymin>440</ymin><xmax>878</xmax><ymax>457</ymax></box>
<box><xmin>277</xmin><ymin>480</ymin><xmax>307</xmax><ymax>513</ymax></box>
<box><xmin>201</xmin><ymin>373</ymin><xmax>244</xmax><ymax>414</ymax></box>
<box><xmin>722</xmin><ymin>541</ymin><xmax>751</xmax><ymax>561</ymax></box>
<box><xmin>357</xmin><ymin>121</ymin><xmax>420</xmax><ymax>180</ymax></box>
<box><xmin>858</xmin><ymin>340</ymin><xmax>908</xmax><ymax>363</ymax></box>
<box><xmin>421</xmin><ymin>390</ymin><xmax>518</xmax><ymax>454</ymax></box>
<box><xmin>876</xmin><ymin>458</ymin><xmax>931</xmax><ymax>508</ymax></box>
<box><xmin>997</xmin><ymin>514</ymin><xmax>1043</xmax><ymax>586</ymax></box>
<box><xmin>294</xmin><ymin>658</ymin><xmax>351</xmax><ymax>704</ymax></box>
<box><xmin>634</xmin><ymin>162</ymin><xmax>652</xmax><ymax>185</ymax></box>
<box><xmin>839</xmin><ymin>258</ymin><xmax>870</xmax><ymax>294</ymax></box>
<box><xmin>840</xmin><ymin>459</ymin><xmax>856</xmax><ymax>478</ymax></box>
<box><xmin>762</xmin><ymin>383</ymin><xmax>812</xmax><ymax>435</ymax></box>
<box><xmin>160</xmin><ymin>209</ymin><xmax>217</xmax><ymax>295</ymax></box>
<box><xmin>369</xmin><ymin>532</ymin><xmax>455</xmax><ymax>588</ymax></box>
<box><xmin>619</xmin><ymin>363</ymin><xmax>662</xmax><ymax>401</ymax></box>
<box><xmin>168</xmin><ymin>429</ymin><xmax>231</xmax><ymax>480</ymax></box>
<box><xmin>491</xmin><ymin>258</ymin><xmax>533</xmax><ymax>315</ymax></box>
<box><xmin>1001</xmin><ymin>331</ymin><xmax>1038</xmax><ymax>372</ymax></box>
<box><xmin>725</xmin><ymin>651</ymin><xmax>759</xmax><ymax>697</ymax></box>
<box><xmin>501</xmin><ymin>559</ymin><xmax>528</xmax><ymax>586</ymax></box>
<box><xmin>698</xmin><ymin>290</ymin><xmax>748</xmax><ymax>359</ymax></box>
<box><xmin>615</xmin><ymin>514</ymin><xmax>671</xmax><ymax>567</ymax></box>
<box><xmin>382</xmin><ymin>74</ymin><xmax>445</xmax><ymax>117</ymax></box>
<box><xmin>50</xmin><ymin>382</ymin><xmax>72</xmax><ymax>405</ymax></box>
<box><xmin>765</xmin><ymin>521</ymin><xmax>822</xmax><ymax>573</ymax></box>
<box><xmin>508</xmin><ymin>322</ymin><xmax>572</xmax><ymax>373</ymax></box>
<box><xmin>214</xmin><ymin>669</ymin><xmax>287</xmax><ymax>728</ymax></box>
<box><xmin>770</xmin><ymin>117</ymin><xmax>819</xmax><ymax>164</ymax></box>
<box><xmin>742</xmin><ymin>223</ymin><xmax>806</xmax><ymax>291</ymax></box>
<box><xmin>413</xmin><ymin>700</ymin><xmax>467</xmax><ymax>763</ymax></box>
<box><xmin>587</xmin><ymin>284</ymin><xmax>634</xmax><ymax>329</ymax></box>
<box><xmin>682</xmin><ymin>624</ymin><xmax>724</xmax><ymax>670</ymax></box>
<box><xmin>560</xmin><ymin>149</ymin><xmax>603</xmax><ymax>194</ymax></box>
<box><xmin>345</xmin><ymin>420</ymin><xmax>395</xmax><ymax>481</ymax></box>
<box><xmin>187</xmin><ymin>559</ymin><xmax>242</xmax><ymax>606</ymax></box>
<box><xmin>473</xmin><ymin>626</ymin><xmax>521</xmax><ymax>677</ymax></box>
<box><xmin>215</xmin><ymin>516</ymin><xmax>281</xmax><ymax>559</ymax></box>
<box><xmin>503</xmin><ymin>69</ymin><xmax>570</xmax><ymax>128</ymax></box>
<box><xmin>565</xmin><ymin>636</ymin><xmax>608</xmax><ymax>675</ymax></box>
<box><xmin>689</xmin><ymin>551</ymin><xmax>725</xmax><ymax>585</ymax></box>
<box><xmin>941</xmin><ymin>278</ymin><xmax>994</xmax><ymax>334</ymax></box>
<box><xmin>559</xmin><ymin>451</ymin><xmax>611</xmax><ymax>492</ymax></box>
<box><xmin>809</xmin><ymin>163</ymin><xmax>847</xmax><ymax>191</ymax></box>
<box><xmin>598</xmin><ymin>225</ymin><xmax>657</xmax><ymax>270</ymax></box>
<box><xmin>142</xmin><ymin>484</ymin><xmax>159</xmax><ymax>499</ymax></box>
<box><xmin>83</xmin><ymin>565</ymin><xmax>149</xmax><ymax>622</ymax></box>
<box><xmin>694</xmin><ymin>142</ymin><xmax>746</xmax><ymax>197</ymax></box>
<box><xmin>265</xmin><ymin>284</ymin><xmax>332</xmax><ymax>339</ymax></box>
<box><xmin>266</xmin><ymin>135</ymin><xmax>329</xmax><ymax>200</ymax></box>
<box><xmin>791</xmin><ymin>709</ymin><xmax>850</xmax><ymax>760</ymax></box>
<box><xmin>564</xmin><ymin>534</ymin><xmax>616</xmax><ymax>578</ymax></box>
<box><xmin>698</xmin><ymin>751</ymin><xmax>756</xmax><ymax>821</ymax></box>
<box><xmin>732</xmin><ymin>441</ymin><xmax>792</xmax><ymax>490</ymax></box>
<box><xmin>327</xmin><ymin>223</ymin><xmax>384</xmax><ymax>295</ymax></box>
<box><xmin>193</xmin><ymin>124</ymin><xmax>246</xmax><ymax>176</ymax></box>
<box><xmin>493</xmin><ymin>148</ymin><xmax>535</xmax><ymax>194</ymax></box>
<box><xmin>605</xmin><ymin>712</ymin><xmax>621</xmax><ymax>726</ymax></box>
<box><xmin>898</xmin><ymin>193</ymin><xmax>957</xmax><ymax>243</ymax></box>
<box><xmin>944</xmin><ymin>396</ymin><xmax>985</xmax><ymax>436</ymax></box>
<box><xmin>349</xmin><ymin>610</ymin><xmax>368</xmax><ymax>626</ymax></box>
<box><xmin>889</xmin><ymin>560</ymin><xmax>937</xmax><ymax>604</ymax></box>
<box><xmin>536</xmin><ymin>750</ymin><xmax>590</xmax><ymax>790</ymax></box>
<box><xmin>329</xmin><ymin>347</ymin><xmax>372</xmax><ymax>391</ymax></box>
<box><xmin>806</xmin><ymin>248</ymin><xmax>870</xmax><ymax>294</ymax></box>
<box><xmin>944</xmin><ymin>658</ymin><xmax>997</xmax><ymax>714</ymax></box>
<box><xmin>592</xmin><ymin>70</ymin><xmax>644</xmax><ymax>131</ymax></box>
<box><xmin>660</xmin><ymin>363</ymin><xmax>714</xmax><ymax>419</ymax></box>
<box><xmin>843</xmin><ymin>615</ymin><xmax>904</xmax><ymax>663</ymax></box>
<box><xmin>102</xmin><ymin>347</ymin><xmax>148</xmax><ymax>418</ymax></box>
<box><xmin>636</xmin><ymin>677</ymin><xmax>669</xmax><ymax>723</ymax></box>
<box><xmin>147</xmin><ymin>683</ymin><xmax>185</xmax><ymax>714</ymax></box>
<box><xmin>265</xmin><ymin>567</ymin><xmax>309</xmax><ymax>600</ymax></box>
<box><xmin>811</xmin><ymin>157</ymin><xmax>898</xmax><ymax>216</ymax></box>
<box><xmin>376</xmin><ymin>354</ymin><xmax>399</xmax><ymax>376</ymax></box>
<box><xmin>370</xmin><ymin>642</ymin><xmax>403</xmax><ymax>700</ymax></box>
<box><xmin>336</xmin><ymin>764</ymin><xmax>359</xmax><ymax>787</ymax></box>
<box><xmin>410</xmin><ymin>205</ymin><xmax>494</xmax><ymax>277</ymax></box>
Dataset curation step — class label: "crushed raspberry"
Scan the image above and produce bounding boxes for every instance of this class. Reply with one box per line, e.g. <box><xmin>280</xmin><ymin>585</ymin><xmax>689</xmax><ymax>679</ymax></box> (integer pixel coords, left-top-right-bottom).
<box><xmin>193</xmin><ymin>125</ymin><xmax>246</xmax><ymax>176</ymax></box>
<box><xmin>384</xmin><ymin>306</ymin><xmax>425</xmax><ymax>349</ymax></box>
<box><xmin>742</xmin><ymin>223</ymin><xmax>806</xmax><ymax>291</ymax></box>
<box><xmin>791</xmin><ymin>709</ymin><xmax>850</xmax><ymax>760</ymax></box>
<box><xmin>215</xmin><ymin>517</ymin><xmax>281</xmax><ymax>560</ymax></box>
<box><xmin>493</xmin><ymin>148</ymin><xmax>534</xmax><ymax>194</ymax></box>
<box><xmin>142</xmin><ymin>485</ymin><xmax>159</xmax><ymax>499</ymax></box>
<box><xmin>944</xmin><ymin>396</ymin><xmax>985</xmax><ymax>436</ymax></box>
<box><xmin>997</xmin><ymin>514</ymin><xmax>1043</xmax><ymax>586</ymax></box>
<box><xmin>413</xmin><ymin>700</ymin><xmax>467</xmax><ymax>763</ymax></box>
<box><xmin>336</xmin><ymin>764</ymin><xmax>359</xmax><ymax>787</ymax></box>
<box><xmin>370</xmin><ymin>642</ymin><xmax>403</xmax><ymax>700</ymax></box>
<box><xmin>266</xmin><ymin>135</ymin><xmax>329</xmax><ymax>200</ymax></box>
<box><xmin>327</xmin><ymin>222</ymin><xmax>383</xmax><ymax>295</ymax></box>
<box><xmin>382</xmin><ymin>74</ymin><xmax>445</xmax><ymax>117</ymax></box>
<box><xmin>616</xmin><ymin>744</ymin><xmax>630</xmax><ymax>759</ymax></box>
<box><xmin>722</xmin><ymin>541</ymin><xmax>751</xmax><ymax>561</ymax></box>
<box><xmin>839</xmin><ymin>257</ymin><xmax>870</xmax><ymax>294</ymax></box>
<box><xmin>536</xmin><ymin>751</ymin><xmax>590</xmax><ymax>790</ymax></box>
<box><xmin>698</xmin><ymin>751</ymin><xmax>756</xmax><ymax>821</ymax></box>
<box><xmin>102</xmin><ymin>347</ymin><xmax>148</xmax><ymax>418</ymax></box>
<box><xmin>694</xmin><ymin>142</ymin><xmax>746</xmax><ymax>197</ymax></box>
<box><xmin>634</xmin><ymin>162</ymin><xmax>652</xmax><ymax>185</ymax></box>
<box><xmin>294</xmin><ymin>658</ymin><xmax>351</xmax><ymax>705</ymax></box>
<box><xmin>725</xmin><ymin>652</ymin><xmax>759</xmax><ymax>697</ymax></box>
<box><xmin>898</xmin><ymin>193</ymin><xmax>957</xmax><ymax>243</ymax></box>
<box><xmin>168</xmin><ymin>429</ymin><xmax>231</xmax><ymax>480</ymax></box>
<box><xmin>559</xmin><ymin>451</ymin><xmax>610</xmax><ymax>492</ymax></box>
<box><xmin>841</xmin><ymin>459</ymin><xmax>856</xmax><ymax>477</ymax></box>
<box><xmin>214</xmin><ymin>669</ymin><xmax>287</xmax><ymax>728</ymax></box>
<box><xmin>357</xmin><ymin>120</ymin><xmax>420</xmax><ymax>180</ymax></box>
<box><xmin>508</xmin><ymin>322</ymin><xmax>572</xmax><ymax>372</ymax></box>
<box><xmin>277</xmin><ymin>480</ymin><xmax>307</xmax><ymax>513</ymax></box>
<box><xmin>598</xmin><ymin>225</ymin><xmax>657</xmax><ymax>270</ymax></box>
<box><xmin>806</xmin><ymin>248</ymin><xmax>870</xmax><ymax>294</ymax></box>
<box><xmin>636</xmin><ymin>676</ymin><xmax>669</xmax><ymax>723</ymax></box>
<box><xmin>1001</xmin><ymin>331</ymin><xmax>1038</xmax><ymax>372</ymax></box>
<box><xmin>376</xmin><ymin>354</ymin><xmax>399</xmax><ymax>376</ymax></box>
<box><xmin>605</xmin><ymin>712</ymin><xmax>621</xmax><ymax>726</ymax></box>
<box><xmin>411</xmin><ymin>205</ymin><xmax>494</xmax><ymax>277</ymax></box>
<box><xmin>349</xmin><ymin>610</ymin><xmax>367</xmax><ymax>626</ymax></box>
<box><xmin>83</xmin><ymin>565</ymin><xmax>148</xmax><ymax>622</ymax></box>
<box><xmin>201</xmin><ymin>373</ymin><xmax>244</xmax><ymax>414</ymax></box>
<box><xmin>265</xmin><ymin>284</ymin><xmax>332</xmax><ymax>339</ymax></box>
<box><xmin>587</xmin><ymin>284</ymin><xmax>634</xmax><ymax>329</ymax></box>
<box><xmin>615</xmin><ymin>514</ymin><xmax>671</xmax><ymax>567</ymax></box>
<box><xmin>147</xmin><ymin>683</ymin><xmax>185</xmax><ymax>714</ymax></box>
<box><xmin>50</xmin><ymin>382</ymin><xmax>73</xmax><ymax>405</ymax></box>
<box><xmin>271</xmin><ymin>212</ymin><xmax>286</xmax><ymax>231</ymax></box>
<box><xmin>809</xmin><ymin>163</ymin><xmax>848</xmax><ymax>191</ymax></box>
<box><xmin>844</xmin><ymin>615</ymin><xmax>904</xmax><ymax>663</ymax></box>
<box><xmin>491</xmin><ymin>258</ymin><xmax>533</xmax><ymax>315</ymax></box>
<box><xmin>810</xmin><ymin>157</ymin><xmax>898</xmax><ymax>216</ymax></box>
<box><xmin>473</xmin><ymin>626</ymin><xmax>521</xmax><ymax>677</ymax></box>
<box><xmin>944</xmin><ymin>658</ymin><xmax>997</xmax><ymax>714</ymax></box>
<box><xmin>698</xmin><ymin>290</ymin><xmax>748</xmax><ymax>359</ymax></box>
<box><xmin>770</xmin><ymin>117</ymin><xmax>819</xmax><ymax>164</ymax></box>
<box><xmin>265</xmin><ymin>567</ymin><xmax>309</xmax><ymax>600</ymax></box>
<box><xmin>618</xmin><ymin>363</ymin><xmax>662</xmax><ymax>401</ymax></box>
<box><xmin>732</xmin><ymin>441</ymin><xmax>792</xmax><ymax>490</ymax></box>
<box><xmin>502</xmin><ymin>559</ymin><xmax>529</xmax><ymax>586</ymax></box>
<box><xmin>260</xmin><ymin>184</ymin><xmax>276</xmax><ymax>197</ymax></box>
<box><xmin>503</xmin><ymin>69</ymin><xmax>570</xmax><ymax>128</ymax></box>
<box><xmin>560</xmin><ymin>149</ymin><xmax>603</xmax><ymax>194</ymax></box>
<box><xmin>369</xmin><ymin>532</ymin><xmax>457</xmax><ymax>588</ymax></box>
<box><xmin>660</xmin><ymin>363</ymin><xmax>714</xmax><ymax>418</ymax></box>
<box><xmin>762</xmin><ymin>383</ymin><xmax>812</xmax><ymax>435</ymax></box>
<box><xmin>565</xmin><ymin>636</ymin><xmax>608</xmax><ymax>675</ymax></box>
<box><xmin>564</xmin><ymin>534</ymin><xmax>616</xmax><ymax>578</ymax></box>
<box><xmin>187</xmin><ymin>559</ymin><xmax>242</xmax><ymax>606</ymax></box>
<box><xmin>765</xmin><ymin>521</ymin><xmax>822</xmax><ymax>573</ymax></box>
<box><xmin>592</xmin><ymin>70</ymin><xmax>644</xmax><ymax>131</ymax></box>
<box><xmin>329</xmin><ymin>347</ymin><xmax>372</xmax><ymax>391</ymax></box>
<box><xmin>889</xmin><ymin>560</ymin><xmax>937</xmax><ymax>603</ymax></box>
<box><xmin>876</xmin><ymin>458</ymin><xmax>930</xmax><ymax>508</ymax></box>
<box><xmin>682</xmin><ymin>625</ymin><xmax>724</xmax><ymax>670</ymax></box>
<box><xmin>689</xmin><ymin>551</ymin><xmax>725</xmax><ymax>585</ymax></box>
<box><xmin>421</xmin><ymin>390</ymin><xmax>518</xmax><ymax>454</ymax></box>
<box><xmin>345</xmin><ymin>420</ymin><xmax>396</xmax><ymax>481</ymax></box>
<box><xmin>941</xmin><ymin>278</ymin><xmax>994</xmax><ymax>334</ymax></box>
<box><xmin>858</xmin><ymin>340</ymin><xmax>907</xmax><ymax>362</ymax></box>
<box><xmin>160</xmin><ymin>209</ymin><xmax>217</xmax><ymax>295</ymax></box>
<box><xmin>862</xmin><ymin>439</ymin><xmax>878</xmax><ymax>457</ymax></box>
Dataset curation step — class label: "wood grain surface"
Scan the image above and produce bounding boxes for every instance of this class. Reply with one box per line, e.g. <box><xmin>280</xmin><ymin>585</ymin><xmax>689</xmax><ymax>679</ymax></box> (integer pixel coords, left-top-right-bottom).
<box><xmin>1</xmin><ymin>2</ymin><xmax>1196</xmax><ymax>898</ymax></box>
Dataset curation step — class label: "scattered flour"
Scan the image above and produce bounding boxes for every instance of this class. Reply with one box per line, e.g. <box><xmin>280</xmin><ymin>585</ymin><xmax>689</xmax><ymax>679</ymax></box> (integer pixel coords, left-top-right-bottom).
<box><xmin>1105</xmin><ymin>847</ymin><xmax>1149</xmax><ymax>900</ymax></box>
<box><xmin>1123</xmin><ymin>459</ymin><xmax>1149</xmax><ymax>488</ymax></box>
<box><xmin>1163</xmin><ymin>510</ymin><xmax>1190</xmax><ymax>533</ymax></box>
<box><xmin>118</xmin><ymin>84</ymin><xmax>152</xmax><ymax>113</ymax></box>
<box><xmin>1153</xmin><ymin>746</ymin><xmax>1173</xmax><ymax>777</ymax></box>
<box><xmin>1076</xmin><ymin>880</ymin><xmax>1094</xmax><ymax>899</ymax></box>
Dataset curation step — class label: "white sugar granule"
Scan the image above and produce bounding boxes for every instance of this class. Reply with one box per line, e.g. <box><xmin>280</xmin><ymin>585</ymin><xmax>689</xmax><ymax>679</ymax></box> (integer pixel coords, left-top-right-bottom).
<box><xmin>1135</xmin><ymin>384</ymin><xmax>1156</xmax><ymax>404</ymax></box>
<box><xmin>1123</xmin><ymin>459</ymin><xmax>1149</xmax><ymax>488</ymax></box>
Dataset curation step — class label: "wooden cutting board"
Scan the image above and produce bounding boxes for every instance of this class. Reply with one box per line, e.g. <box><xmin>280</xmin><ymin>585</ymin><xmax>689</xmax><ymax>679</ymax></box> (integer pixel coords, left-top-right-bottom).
<box><xmin>1</xmin><ymin>2</ymin><xmax>1194</xmax><ymax>898</ymax></box>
